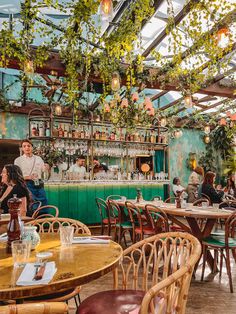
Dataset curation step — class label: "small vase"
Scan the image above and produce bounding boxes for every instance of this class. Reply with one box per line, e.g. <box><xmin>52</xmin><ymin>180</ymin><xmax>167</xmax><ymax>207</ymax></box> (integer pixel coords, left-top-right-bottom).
<box><xmin>22</xmin><ymin>226</ymin><xmax>40</xmax><ymax>250</ymax></box>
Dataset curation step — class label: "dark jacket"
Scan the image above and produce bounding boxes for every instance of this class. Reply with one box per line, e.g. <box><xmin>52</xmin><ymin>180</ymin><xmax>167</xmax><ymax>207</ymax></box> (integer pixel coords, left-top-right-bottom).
<box><xmin>201</xmin><ymin>183</ymin><xmax>224</xmax><ymax>204</ymax></box>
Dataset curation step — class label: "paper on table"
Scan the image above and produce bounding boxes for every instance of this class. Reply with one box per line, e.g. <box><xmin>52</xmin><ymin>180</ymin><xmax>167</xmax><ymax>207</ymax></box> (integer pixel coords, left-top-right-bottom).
<box><xmin>16</xmin><ymin>262</ymin><xmax>57</xmax><ymax>286</ymax></box>
<box><xmin>72</xmin><ymin>237</ymin><xmax>110</xmax><ymax>244</ymax></box>
<box><xmin>0</xmin><ymin>233</ymin><xmax>7</xmax><ymax>242</ymax></box>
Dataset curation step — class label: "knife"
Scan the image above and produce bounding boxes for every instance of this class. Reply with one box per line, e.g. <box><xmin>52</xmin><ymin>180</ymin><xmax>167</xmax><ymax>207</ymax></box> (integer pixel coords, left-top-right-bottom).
<box><xmin>34</xmin><ymin>262</ymin><xmax>46</xmax><ymax>280</ymax></box>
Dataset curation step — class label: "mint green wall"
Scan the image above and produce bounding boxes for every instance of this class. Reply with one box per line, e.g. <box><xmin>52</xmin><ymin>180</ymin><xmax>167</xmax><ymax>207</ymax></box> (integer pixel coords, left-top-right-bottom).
<box><xmin>169</xmin><ymin>129</ymin><xmax>206</xmax><ymax>186</ymax></box>
<box><xmin>1</xmin><ymin>113</ymin><xmax>207</xmax><ymax>187</ymax></box>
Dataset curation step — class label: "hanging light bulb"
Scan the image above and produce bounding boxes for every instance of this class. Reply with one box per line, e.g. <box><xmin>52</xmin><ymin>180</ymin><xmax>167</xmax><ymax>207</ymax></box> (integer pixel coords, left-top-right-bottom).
<box><xmin>217</xmin><ymin>26</ymin><xmax>230</xmax><ymax>48</ymax></box>
<box><xmin>184</xmin><ymin>94</ymin><xmax>193</xmax><ymax>108</ymax></box>
<box><xmin>104</xmin><ymin>103</ymin><xmax>110</xmax><ymax>113</ymax></box>
<box><xmin>174</xmin><ymin>130</ymin><xmax>183</xmax><ymax>139</ymax></box>
<box><xmin>204</xmin><ymin>135</ymin><xmax>210</xmax><ymax>144</ymax></box>
<box><xmin>111</xmin><ymin>71</ymin><xmax>120</xmax><ymax>92</ymax></box>
<box><xmin>121</xmin><ymin>98</ymin><xmax>128</xmax><ymax>109</ymax></box>
<box><xmin>24</xmin><ymin>60</ymin><xmax>34</xmax><ymax>74</ymax></box>
<box><xmin>204</xmin><ymin>125</ymin><xmax>211</xmax><ymax>134</ymax></box>
<box><xmin>160</xmin><ymin>117</ymin><xmax>167</xmax><ymax>127</ymax></box>
<box><xmin>54</xmin><ymin>103</ymin><xmax>62</xmax><ymax>116</ymax></box>
<box><xmin>219</xmin><ymin>118</ymin><xmax>227</xmax><ymax>126</ymax></box>
<box><xmin>100</xmin><ymin>0</ymin><xmax>113</xmax><ymax>21</ymax></box>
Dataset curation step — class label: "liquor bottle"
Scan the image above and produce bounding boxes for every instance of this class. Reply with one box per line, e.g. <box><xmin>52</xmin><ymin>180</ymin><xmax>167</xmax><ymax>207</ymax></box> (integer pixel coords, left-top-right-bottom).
<box><xmin>136</xmin><ymin>188</ymin><xmax>143</xmax><ymax>203</ymax></box>
<box><xmin>106</xmin><ymin>128</ymin><xmax>110</xmax><ymax>140</ymax></box>
<box><xmin>58</xmin><ymin>124</ymin><xmax>64</xmax><ymax>137</ymax></box>
<box><xmin>68</xmin><ymin>125</ymin><xmax>72</xmax><ymax>138</ymax></box>
<box><xmin>6</xmin><ymin>194</ymin><xmax>22</xmax><ymax>253</ymax></box>
<box><xmin>36</xmin><ymin>124</ymin><xmax>39</xmax><ymax>137</ymax></box>
<box><xmin>64</xmin><ymin>124</ymin><xmax>68</xmax><ymax>138</ymax></box>
<box><xmin>120</xmin><ymin>128</ymin><xmax>124</xmax><ymax>141</ymax></box>
<box><xmin>72</xmin><ymin>126</ymin><xmax>76</xmax><ymax>138</ymax></box>
<box><xmin>110</xmin><ymin>130</ymin><xmax>115</xmax><ymax>141</ymax></box>
<box><xmin>130</xmin><ymin>133</ymin><xmax>134</xmax><ymax>142</ymax></box>
<box><xmin>39</xmin><ymin>122</ymin><xmax>45</xmax><ymax>137</ymax></box>
<box><xmin>140</xmin><ymin>131</ymin><xmax>145</xmax><ymax>142</ymax></box>
<box><xmin>85</xmin><ymin>126</ymin><xmax>89</xmax><ymax>139</ymax></box>
<box><xmin>101</xmin><ymin>127</ymin><xmax>106</xmax><ymax>140</ymax></box>
<box><xmin>151</xmin><ymin>131</ymin><xmax>156</xmax><ymax>143</ymax></box>
<box><xmin>45</xmin><ymin>121</ymin><xmax>50</xmax><ymax>137</ymax></box>
<box><xmin>81</xmin><ymin>126</ymin><xmax>85</xmax><ymax>139</ymax></box>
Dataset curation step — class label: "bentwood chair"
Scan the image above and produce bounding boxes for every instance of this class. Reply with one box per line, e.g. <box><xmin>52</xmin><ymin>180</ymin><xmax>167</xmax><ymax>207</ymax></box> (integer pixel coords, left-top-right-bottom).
<box><xmin>0</xmin><ymin>302</ymin><xmax>68</xmax><ymax>314</ymax></box>
<box><xmin>77</xmin><ymin>232</ymin><xmax>201</xmax><ymax>314</ymax></box>
<box><xmin>201</xmin><ymin>212</ymin><xmax>236</xmax><ymax>292</ymax></box>
<box><xmin>27</xmin><ymin>200</ymin><xmax>42</xmax><ymax>217</ymax></box>
<box><xmin>192</xmin><ymin>198</ymin><xmax>210</xmax><ymax>206</ymax></box>
<box><xmin>25</xmin><ymin>218</ymin><xmax>91</xmax><ymax>308</ymax></box>
<box><xmin>144</xmin><ymin>204</ymin><xmax>169</xmax><ymax>233</ymax></box>
<box><xmin>106</xmin><ymin>195</ymin><xmax>122</xmax><ymax>201</ymax></box>
<box><xmin>108</xmin><ymin>199</ymin><xmax>132</xmax><ymax>246</ymax></box>
<box><xmin>32</xmin><ymin>205</ymin><xmax>59</xmax><ymax>219</ymax></box>
<box><xmin>96</xmin><ymin>198</ymin><xmax>116</xmax><ymax>236</ymax></box>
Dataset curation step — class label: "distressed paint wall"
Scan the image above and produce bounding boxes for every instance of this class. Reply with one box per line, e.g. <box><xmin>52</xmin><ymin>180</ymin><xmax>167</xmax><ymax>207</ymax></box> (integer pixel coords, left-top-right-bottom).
<box><xmin>1</xmin><ymin>113</ymin><xmax>207</xmax><ymax>187</ymax></box>
<box><xmin>169</xmin><ymin>129</ymin><xmax>206</xmax><ymax>186</ymax></box>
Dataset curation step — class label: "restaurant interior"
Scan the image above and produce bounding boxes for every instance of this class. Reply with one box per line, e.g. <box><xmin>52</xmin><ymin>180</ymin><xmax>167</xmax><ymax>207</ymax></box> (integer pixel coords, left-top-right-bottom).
<box><xmin>0</xmin><ymin>0</ymin><xmax>236</xmax><ymax>313</ymax></box>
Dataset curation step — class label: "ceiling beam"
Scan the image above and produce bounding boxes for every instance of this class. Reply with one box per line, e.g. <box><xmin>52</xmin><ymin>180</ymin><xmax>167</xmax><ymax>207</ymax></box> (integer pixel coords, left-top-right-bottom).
<box><xmin>160</xmin><ymin>96</ymin><xmax>183</xmax><ymax>111</ymax></box>
<box><xmin>142</xmin><ymin>0</ymin><xmax>197</xmax><ymax>57</ymax></box>
<box><xmin>151</xmin><ymin>90</ymin><xmax>167</xmax><ymax>101</ymax></box>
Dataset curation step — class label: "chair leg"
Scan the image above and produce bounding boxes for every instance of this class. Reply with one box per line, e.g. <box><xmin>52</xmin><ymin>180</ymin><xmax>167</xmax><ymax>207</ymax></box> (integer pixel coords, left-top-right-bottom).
<box><xmin>74</xmin><ymin>294</ymin><xmax>80</xmax><ymax>308</ymax></box>
<box><xmin>232</xmin><ymin>248</ymin><xmax>236</xmax><ymax>263</ymax></box>
<box><xmin>101</xmin><ymin>222</ymin><xmax>104</xmax><ymax>235</ymax></box>
<box><xmin>107</xmin><ymin>224</ymin><xmax>111</xmax><ymax>236</ymax></box>
<box><xmin>213</xmin><ymin>249</ymin><xmax>218</xmax><ymax>273</ymax></box>
<box><xmin>225</xmin><ymin>248</ymin><xmax>233</xmax><ymax>293</ymax></box>
<box><xmin>219</xmin><ymin>249</ymin><xmax>224</xmax><ymax>278</ymax></box>
<box><xmin>201</xmin><ymin>244</ymin><xmax>207</xmax><ymax>281</ymax></box>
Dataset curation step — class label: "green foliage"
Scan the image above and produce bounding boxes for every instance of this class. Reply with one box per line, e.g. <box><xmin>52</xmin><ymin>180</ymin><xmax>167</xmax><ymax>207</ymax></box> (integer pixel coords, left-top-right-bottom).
<box><xmin>198</xmin><ymin>144</ymin><xmax>217</xmax><ymax>173</ymax></box>
<box><xmin>223</xmin><ymin>149</ymin><xmax>236</xmax><ymax>175</ymax></box>
<box><xmin>211</xmin><ymin>125</ymin><xmax>234</xmax><ymax>159</ymax></box>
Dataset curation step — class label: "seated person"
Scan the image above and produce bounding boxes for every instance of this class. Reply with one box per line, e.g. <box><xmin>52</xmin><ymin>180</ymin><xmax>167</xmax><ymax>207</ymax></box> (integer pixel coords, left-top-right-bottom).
<box><xmin>68</xmin><ymin>156</ymin><xmax>86</xmax><ymax>175</ymax></box>
<box><xmin>172</xmin><ymin>177</ymin><xmax>186</xmax><ymax>196</ymax></box>
<box><xmin>93</xmin><ymin>157</ymin><xmax>108</xmax><ymax>173</ymax></box>
<box><xmin>224</xmin><ymin>176</ymin><xmax>236</xmax><ymax>197</ymax></box>
<box><xmin>201</xmin><ymin>171</ymin><xmax>224</xmax><ymax>204</ymax></box>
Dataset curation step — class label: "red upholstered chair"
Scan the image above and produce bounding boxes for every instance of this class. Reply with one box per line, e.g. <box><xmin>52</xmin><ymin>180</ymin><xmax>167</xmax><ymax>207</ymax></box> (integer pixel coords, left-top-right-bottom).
<box><xmin>96</xmin><ymin>198</ymin><xmax>116</xmax><ymax>235</ymax></box>
<box><xmin>108</xmin><ymin>199</ymin><xmax>132</xmax><ymax>246</ymax></box>
<box><xmin>77</xmin><ymin>232</ymin><xmax>201</xmax><ymax>314</ymax></box>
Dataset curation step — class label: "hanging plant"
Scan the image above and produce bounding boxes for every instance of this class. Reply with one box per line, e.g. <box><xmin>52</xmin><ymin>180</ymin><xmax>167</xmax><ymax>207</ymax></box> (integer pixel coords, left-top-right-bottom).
<box><xmin>211</xmin><ymin>125</ymin><xmax>234</xmax><ymax>159</ymax></box>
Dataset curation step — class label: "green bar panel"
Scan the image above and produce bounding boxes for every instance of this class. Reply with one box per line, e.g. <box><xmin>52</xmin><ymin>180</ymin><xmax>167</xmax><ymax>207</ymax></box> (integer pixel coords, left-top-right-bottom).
<box><xmin>77</xmin><ymin>185</ymin><xmax>88</xmax><ymax>222</ymax></box>
<box><xmin>68</xmin><ymin>185</ymin><xmax>78</xmax><ymax>220</ymax></box>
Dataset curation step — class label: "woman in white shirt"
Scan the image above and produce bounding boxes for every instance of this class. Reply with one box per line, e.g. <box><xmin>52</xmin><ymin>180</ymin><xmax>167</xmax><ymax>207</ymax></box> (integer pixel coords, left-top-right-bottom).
<box><xmin>172</xmin><ymin>177</ymin><xmax>186</xmax><ymax>196</ymax></box>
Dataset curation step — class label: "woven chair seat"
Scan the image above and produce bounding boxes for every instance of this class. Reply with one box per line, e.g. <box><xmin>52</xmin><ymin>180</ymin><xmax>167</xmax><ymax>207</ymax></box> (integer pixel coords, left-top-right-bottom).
<box><xmin>77</xmin><ymin>290</ymin><xmax>165</xmax><ymax>314</ymax></box>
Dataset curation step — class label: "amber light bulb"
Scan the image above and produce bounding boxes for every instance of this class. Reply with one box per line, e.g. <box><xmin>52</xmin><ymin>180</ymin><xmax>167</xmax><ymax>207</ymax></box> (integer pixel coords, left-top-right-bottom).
<box><xmin>217</xmin><ymin>27</ymin><xmax>230</xmax><ymax>48</ymax></box>
<box><xmin>100</xmin><ymin>0</ymin><xmax>113</xmax><ymax>21</ymax></box>
<box><xmin>111</xmin><ymin>71</ymin><xmax>120</xmax><ymax>91</ymax></box>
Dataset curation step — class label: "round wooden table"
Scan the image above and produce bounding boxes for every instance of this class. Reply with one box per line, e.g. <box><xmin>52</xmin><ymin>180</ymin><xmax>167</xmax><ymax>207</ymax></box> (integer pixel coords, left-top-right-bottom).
<box><xmin>116</xmin><ymin>199</ymin><xmax>233</xmax><ymax>271</ymax></box>
<box><xmin>0</xmin><ymin>234</ymin><xmax>123</xmax><ymax>300</ymax></box>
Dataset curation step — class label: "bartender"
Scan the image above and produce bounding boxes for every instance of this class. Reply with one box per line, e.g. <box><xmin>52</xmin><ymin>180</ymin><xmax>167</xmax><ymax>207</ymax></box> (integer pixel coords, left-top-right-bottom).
<box><xmin>68</xmin><ymin>156</ymin><xmax>86</xmax><ymax>175</ymax></box>
<box><xmin>93</xmin><ymin>157</ymin><xmax>108</xmax><ymax>173</ymax></box>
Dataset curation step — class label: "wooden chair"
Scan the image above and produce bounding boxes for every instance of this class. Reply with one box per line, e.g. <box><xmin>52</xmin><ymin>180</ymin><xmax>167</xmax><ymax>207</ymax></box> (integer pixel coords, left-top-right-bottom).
<box><xmin>201</xmin><ymin>212</ymin><xmax>236</xmax><ymax>292</ymax></box>
<box><xmin>192</xmin><ymin>198</ymin><xmax>210</xmax><ymax>206</ymax></box>
<box><xmin>108</xmin><ymin>199</ymin><xmax>132</xmax><ymax>246</ymax></box>
<box><xmin>200</xmin><ymin>193</ymin><xmax>212</xmax><ymax>205</ymax></box>
<box><xmin>0</xmin><ymin>302</ymin><xmax>68</xmax><ymax>314</ymax></box>
<box><xmin>150</xmin><ymin>195</ymin><xmax>162</xmax><ymax>201</ymax></box>
<box><xmin>25</xmin><ymin>217</ymin><xmax>91</xmax><ymax>235</ymax></box>
<box><xmin>27</xmin><ymin>200</ymin><xmax>42</xmax><ymax>217</ymax></box>
<box><xmin>77</xmin><ymin>232</ymin><xmax>201</xmax><ymax>314</ymax></box>
<box><xmin>164</xmin><ymin>197</ymin><xmax>177</xmax><ymax>203</ymax></box>
<box><xmin>144</xmin><ymin>204</ymin><xmax>169</xmax><ymax>233</ymax></box>
<box><xmin>106</xmin><ymin>195</ymin><xmax>122</xmax><ymax>201</ymax></box>
<box><xmin>32</xmin><ymin>205</ymin><xmax>59</xmax><ymax>219</ymax></box>
<box><xmin>96</xmin><ymin>198</ymin><xmax>116</xmax><ymax>236</ymax></box>
<box><xmin>25</xmin><ymin>218</ymin><xmax>91</xmax><ymax>307</ymax></box>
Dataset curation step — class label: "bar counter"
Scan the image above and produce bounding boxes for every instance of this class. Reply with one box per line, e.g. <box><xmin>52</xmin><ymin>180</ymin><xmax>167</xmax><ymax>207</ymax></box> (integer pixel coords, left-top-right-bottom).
<box><xmin>45</xmin><ymin>180</ymin><xmax>170</xmax><ymax>224</ymax></box>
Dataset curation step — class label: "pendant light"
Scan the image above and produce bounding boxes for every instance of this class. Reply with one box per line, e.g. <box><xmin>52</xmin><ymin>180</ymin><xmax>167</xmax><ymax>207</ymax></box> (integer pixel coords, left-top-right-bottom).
<box><xmin>54</xmin><ymin>103</ymin><xmax>62</xmax><ymax>116</ymax></box>
<box><xmin>204</xmin><ymin>135</ymin><xmax>210</xmax><ymax>144</ymax></box>
<box><xmin>184</xmin><ymin>94</ymin><xmax>193</xmax><ymax>108</ymax></box>
<box><xmin>111</xmin><ymin>71</ymin><xmax>120</xmax><ymax>92</ymax></box>
<box><xmin>24</xmin><ymin>60</ymin><xmax>34</xmax><ymax>74</ymax></box>
<box><xmin>204</xmin><ymin>125</ymin><xmax>211</xmax><ymax>134</ymax></box>
<box><xmin>160</xmin><ymin>117</ymin><xmax>167</xmax><ymax>127</ymax></box>
<box><xmin>217</xmin><ymin>26</ymin><xmax>230</xmax><ymax>48</ymax></box>
<box><xmin>100</xmin><ymin>0</ymin><xmax>113</xmax><ymax>21</ymax></box>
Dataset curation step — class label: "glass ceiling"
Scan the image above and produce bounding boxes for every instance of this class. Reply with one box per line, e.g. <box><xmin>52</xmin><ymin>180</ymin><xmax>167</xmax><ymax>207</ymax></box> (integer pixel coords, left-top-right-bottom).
<box><xmin>0</xmin><ymin>0</ymin><xmax>235</xmax><ymax>120</ymax></box>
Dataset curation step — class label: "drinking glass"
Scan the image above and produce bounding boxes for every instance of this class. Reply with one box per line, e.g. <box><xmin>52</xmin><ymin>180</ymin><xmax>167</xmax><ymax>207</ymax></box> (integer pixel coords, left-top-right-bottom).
<box><xmin>11</xmin><ymin>240</ymin><xmax>31</xmax><ymax>267</ymax></box>
<box><xmin>202</xmin><ymin>202</ymin><xmax>208</xmax><ymax>209</ymax></box>
<box><xmin>213</xmin><ymin>203</ymin><xmax>220</xmax><ymax>211</ymax></box>
<box><xmin>59</xmin><ymin>226</ymin><xmax>74</xmax><ymax>246</ymax></box>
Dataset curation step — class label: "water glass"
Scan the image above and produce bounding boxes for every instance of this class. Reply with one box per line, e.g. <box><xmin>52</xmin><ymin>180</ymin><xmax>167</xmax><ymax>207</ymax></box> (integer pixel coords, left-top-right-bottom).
<box><xmin>59</xmin><ymin>226</ymin><xmax>74</xmax><ymax>246</ymax></box>
<box><xmin>11</xmin><ymin>240</ymin><xmax>31</xmax><ymax>267</ymax></box>
<box><xmin>202</xmin><ymin>202</ymin><xmax>208</xmax><ymax>209</ymax></box>
<box><xmin>213</xmin><ymin>203</ymin><xmax>220</xmax><ymax>211</ymax></box>
<box><xmin>121</xmin><ymin>196</ymin><xmax>127</xmax><ymax>202</ymax></box>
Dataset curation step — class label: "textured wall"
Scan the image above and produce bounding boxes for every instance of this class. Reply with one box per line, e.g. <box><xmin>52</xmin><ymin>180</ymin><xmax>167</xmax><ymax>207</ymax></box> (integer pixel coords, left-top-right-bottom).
<box><xmin>169</xmin><ymin>129</ymin><xmax>206</xmax><ymax>186</ymax></box>
<box><xmin>0</xmin><ymin>112</ymin><xmax>28</xmax><ymax>139</ymax></box>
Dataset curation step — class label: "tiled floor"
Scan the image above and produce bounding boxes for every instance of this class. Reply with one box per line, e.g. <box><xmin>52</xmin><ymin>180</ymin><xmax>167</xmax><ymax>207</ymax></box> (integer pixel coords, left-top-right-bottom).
<box><xmin>69</xmin><ymin>228</ymin><xmax>236</xmax><ymax>314</ymax></box>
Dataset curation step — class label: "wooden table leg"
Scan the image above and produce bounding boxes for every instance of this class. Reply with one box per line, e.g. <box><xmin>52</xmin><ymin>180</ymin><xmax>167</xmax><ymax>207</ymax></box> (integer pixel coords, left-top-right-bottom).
<box><xmin>186</xmin><ymin>217</ymin><xmax>217</xmax><ymax>272</ymax></box>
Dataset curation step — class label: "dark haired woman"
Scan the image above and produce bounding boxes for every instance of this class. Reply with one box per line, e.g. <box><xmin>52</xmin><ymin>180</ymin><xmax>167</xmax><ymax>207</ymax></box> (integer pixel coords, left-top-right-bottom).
<box><xmin>0</xmin><ymin>164</ymin><xmax>31</xmax><ymax>216</ymax></box>
<box><xmin>172</xmin><ymin>177</ymin><xmax>186</xmax><ymax>197</ymax></box>
<box><xmin>224</xmin><ymin>176</ymin><xmax>236</xmax><ymax>198</ymax></box>
<box><xmin>201</xmin><ymin>171</ymin><xmax>224</xmax><ymax>204</ymax></box>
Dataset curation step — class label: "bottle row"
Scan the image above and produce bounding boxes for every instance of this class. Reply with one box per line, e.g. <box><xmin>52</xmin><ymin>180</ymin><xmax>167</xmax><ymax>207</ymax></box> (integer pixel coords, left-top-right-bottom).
<box><xmin>30</xmin><ymin>122</ymin><xmax>168</xmax><ymax>144</ymax></box>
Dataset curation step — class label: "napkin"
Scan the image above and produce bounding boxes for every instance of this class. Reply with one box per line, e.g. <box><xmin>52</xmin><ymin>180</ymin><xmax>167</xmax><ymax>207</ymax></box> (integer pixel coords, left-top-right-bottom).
<box><xmin>72</xmin><ymin>237</ymin><xmax>110</xmax><ymax>244</ymax></box>
<box><xmin>0</xmin><ymin>233</ymin><xmax>7</xmax><ymax>242</ymax></box>
<box><xmin>16</xmin><ymin>262</ymin><xmax>57</xmax><ymax>286</ymax></box>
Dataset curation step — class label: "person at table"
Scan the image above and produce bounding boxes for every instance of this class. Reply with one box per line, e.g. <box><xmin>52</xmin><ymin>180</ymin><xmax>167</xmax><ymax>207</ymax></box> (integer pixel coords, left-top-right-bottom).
<box><xmin>224</xmin><ymin>175</ymin><xmax>236</xmax><ymax>198</ymax></box>
<box><xmin>14</xmin><ymin>139</ymin><xmax>48</xmax><ymax>207</ymax></box>
<box><xmin>0</xmin><ymin>164</ymin><xmax>31</xmax><ymax>216</ymax></box>
<box><xmin>186</xmin><ymin>166</ymin><xmax>204</xmax><ymax>203</ymax></box>
<box><xmin>93</xmin><ymin>157</ymin><xmax>109</xmax><ymax>173</ymax></box>
<box><xmin>68</xmin><ymin>156</ymin><xmax>86</xmax><ymax>175</ymax></box>
<box><xmin>201</xmin><ymin>171</ymin><xmax>224</xmax><ymax>204</ymax></box>
<box><xmin>172</xmin><ymin>177</ymin><xmax>187</xmax><ymax>197</ymax></box>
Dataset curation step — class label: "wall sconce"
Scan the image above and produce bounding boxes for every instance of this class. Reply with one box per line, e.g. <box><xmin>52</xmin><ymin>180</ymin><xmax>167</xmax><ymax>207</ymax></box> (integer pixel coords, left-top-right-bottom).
<box><xmin>184</xmin><ymin>94</ymin><xmax>193</xmax><ymax>108</ymax></box>
<box><xmin>54</xmin><ymin>103</ymin><xmax>62</xmax><ymax>116</ymax></box>
<box><xmin>217</xmin><ymin>26</ymin><xmax>230</xmax><ymax>48</ymax></box>
<box><xmin>187</xmin><ymin>152</ymin><xmax>197</xmax><ymax>170</ymax></box>
<box><xmin>204</xmin><ymin>125</ymin><xmax>211</xmax><ymax>134</ymax></box>
<box><xmin>100</xmin><ymin>0</ymin><xmax>113</xmax><ymax>21</ymax></box>
<box><xmin>111</xmin><ymin>71</ymin><xmax>120</xmax><ymax>91</ymax></box>
<box><xmin>204</xmin><ymin>135</ymin><xmax>210</xmax><ymax>144</ymax></box>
